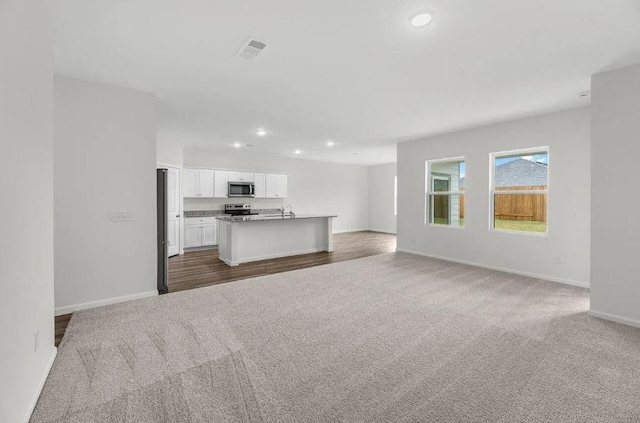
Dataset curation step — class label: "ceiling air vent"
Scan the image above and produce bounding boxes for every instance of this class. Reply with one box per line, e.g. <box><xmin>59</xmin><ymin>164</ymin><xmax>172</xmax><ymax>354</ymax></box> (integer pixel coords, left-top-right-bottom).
<box><xmin>236</xmin><ymin>38</ymin><xmax>267</xmax><ymax>60</ymax></box>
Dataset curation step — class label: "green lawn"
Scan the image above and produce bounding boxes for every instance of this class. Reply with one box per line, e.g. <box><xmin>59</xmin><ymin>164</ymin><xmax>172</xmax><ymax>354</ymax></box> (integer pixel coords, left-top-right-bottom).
<box><xmin>494</xmin><ymin>219</ymin><xmax>546</xmax><ymax>233</ymax></box>
<box><xmin>433</xmin><ymin>217</ymin><xmax>464</xmax><ymax>227</ymax></box>
<box><xmin>432</xmin><ymin>217</ymin><xmax>546</xmax><ymax>233</ymax></box>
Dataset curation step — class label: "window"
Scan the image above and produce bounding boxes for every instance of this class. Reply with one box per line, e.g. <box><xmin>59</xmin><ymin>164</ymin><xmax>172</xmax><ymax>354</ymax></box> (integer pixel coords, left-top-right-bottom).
<box><xmin>426</xmin><ymin>158</ymin><xmax>465</xmax><ymax>227</ymax></box>
<box><xmin>490</xmin><ymin>148</ymin><xmax>548</xmax><ymax>234</ymax></box>
<box><xmin>394</xmin><ymin>176</ymin><xmax>398</xmax><ymax>216</ymax></box>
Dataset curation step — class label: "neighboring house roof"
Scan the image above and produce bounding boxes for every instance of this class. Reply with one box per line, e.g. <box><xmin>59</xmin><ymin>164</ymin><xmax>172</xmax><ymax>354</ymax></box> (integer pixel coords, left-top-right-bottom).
<box><xmin>459</xmin><ymin>158</ymin><xmax>547</xmax><ymax>189</ymax></box>
<box><xmin>496</xmin><ymin>158</ymin><xmax>548</xmax><ymax>187</ymax></box>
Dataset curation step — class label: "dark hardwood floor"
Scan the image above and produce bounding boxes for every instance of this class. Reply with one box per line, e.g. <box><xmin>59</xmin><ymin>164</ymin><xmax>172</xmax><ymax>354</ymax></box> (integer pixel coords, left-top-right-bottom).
<box><xmin>55</xmin><ymin>313</ymin><xmax>72</xmax><ymax>347</ymax></box>
<box><xmin>169</xmin><ymin>230</ymin><xmax>397</xmax><ymax>292</ymax></box>
<box><xmin>55</xmin><ymin>231</ymin><xmax>396</xmax><ymax>346</ymax></box>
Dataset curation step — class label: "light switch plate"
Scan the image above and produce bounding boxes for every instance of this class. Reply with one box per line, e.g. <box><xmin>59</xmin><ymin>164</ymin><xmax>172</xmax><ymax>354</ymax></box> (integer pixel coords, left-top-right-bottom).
<box><xmin>110</xmin><ymin>211</ymin><xmax>134</xmax><ymax>222</ymax></box>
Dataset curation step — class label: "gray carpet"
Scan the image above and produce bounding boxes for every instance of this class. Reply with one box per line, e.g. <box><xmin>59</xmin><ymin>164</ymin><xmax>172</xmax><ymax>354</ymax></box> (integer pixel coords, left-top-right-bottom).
<box><xmin>32</xmin><ymin>252</ymin><xmax>640</xmax><ymax>422</ymax></box>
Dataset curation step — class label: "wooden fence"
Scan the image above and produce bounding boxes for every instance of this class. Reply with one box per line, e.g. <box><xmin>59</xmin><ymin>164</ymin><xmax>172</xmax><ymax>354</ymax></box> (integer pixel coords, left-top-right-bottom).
<box><xmin>459</xmin><ymin>185</ymin><xmax>547</xmax><ymax>222</ymax></box>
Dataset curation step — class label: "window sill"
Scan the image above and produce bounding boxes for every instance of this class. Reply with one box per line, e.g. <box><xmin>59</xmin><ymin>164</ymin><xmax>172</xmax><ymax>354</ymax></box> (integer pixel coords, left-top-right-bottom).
<box><xmin>426</xmin><ymin>224</ymin><xmax>465</xmax><ymax>230</ymax></box>
<box><xmin>490</xmin><ymin>228</ymin><xmax>548</xmax><ymax>237</ymax></box>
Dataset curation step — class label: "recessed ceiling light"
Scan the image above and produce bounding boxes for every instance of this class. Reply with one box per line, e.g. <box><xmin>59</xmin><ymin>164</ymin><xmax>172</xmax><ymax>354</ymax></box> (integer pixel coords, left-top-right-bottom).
<box><xmin>294</xmin><ymin>149</ymin><xmax>302</xmax><ymax>155</ymax></box>
<box><xmin>233</xmin><ymin>142</ymin><xmax>242</xmax><ymax>148</ymax></box>
<box><xmin>409</xmin><ymin>10</ymin><xmax>433</xmax><ymax>27</ymax></box>
<box><xmin>326</xmin><ymin>140</ymin><xmax>335</xmax><ymax>147</ymax></box>
<box><xmin>256</xmin><ymin>128</ymin><xmax>267</xmax><ymax>136</ymax></box>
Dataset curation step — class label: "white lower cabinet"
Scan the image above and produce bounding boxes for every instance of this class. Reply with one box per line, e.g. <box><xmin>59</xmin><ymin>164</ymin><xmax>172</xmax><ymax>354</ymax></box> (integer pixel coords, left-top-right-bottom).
<box><xmin>202</xmin><ymin>223</ymin><xmax>216</xmax><ymax>245</ymax></box>
<box><xmin>185</xmin><ymin>224</ymin><xmax>202</xmax><ymax>248</ymax></box>
<box><xmin>185</xmin><ymin>217</ymin><xmax>217</xmax><ymax>248</ymax></box>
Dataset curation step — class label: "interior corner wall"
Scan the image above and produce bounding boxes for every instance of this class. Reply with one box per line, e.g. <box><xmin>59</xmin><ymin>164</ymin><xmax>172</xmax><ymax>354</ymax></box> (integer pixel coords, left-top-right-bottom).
<box><xmin>397</xmin><ymin>107</ymin><xmax>591</xmax><ymax>287</ymax></box>
<box><xmin>182</xmin><ymin>148</ymin><xmax>369</xmax><ymax>233</ymax></box>
<box><xmin>54</xmin><ymin>76</ymin><xmax>158</xmax><ymax>315</ymax></box>
<box><xmin>156</xmin><ymin>133</ymin><xmax>184</xmax><ymax>168</ymax></box>
<box><xmin>590</xmin><ymin>63</ymin><xmax>640</xmax><ymax>327</ymax></box>
<box><xmin>0</xmin><ymin>1</ymin><xmax>56</xmax><ymax>422</ymax></box>
<box><xmin>367</xmin><ymin>163</ymin><xmax>397</xmax><ymax>234</ymax></box>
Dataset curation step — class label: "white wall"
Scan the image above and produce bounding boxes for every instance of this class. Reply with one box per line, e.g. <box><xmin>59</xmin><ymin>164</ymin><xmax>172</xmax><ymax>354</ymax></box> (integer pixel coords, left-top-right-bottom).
<box><xmin>54</xmin><ymin>76</ymin><xmax>158</xmax><ymax>315</ymax></box>
<box><xmin>157</xmin><ymin>136</ymin><xmax>184</xmax><ymax>168</ymax></box>
<box><xmin>0</xmin><ymin>1</ymin><xmax>56</xmax><ymax>422</ymax></box>
<box><xmin>590</xmin><ymin>63</ymin><xmax>640</xmax><ymax>327</ymax></box>
<box><xmin>183</xmin><ymin>148</ymin><xmax>369</xmax><ymax>233</ymax></box>
<box><xmin>367</xmin><ymin>163</ymin><xmax>397</xmax><ymax>234</ymax></box>
<box><xmin>397</xmin><ymin>107</ymin><xmax>591</xmax><ymax>287</ymax></box>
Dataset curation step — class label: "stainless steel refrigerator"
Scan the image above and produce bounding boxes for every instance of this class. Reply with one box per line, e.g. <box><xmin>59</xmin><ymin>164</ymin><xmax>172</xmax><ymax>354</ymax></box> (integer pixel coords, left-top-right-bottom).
<box><xmin>156</xmin><ymin>168</ymin><xmax>169</xmax><ymax>294</ymax></box>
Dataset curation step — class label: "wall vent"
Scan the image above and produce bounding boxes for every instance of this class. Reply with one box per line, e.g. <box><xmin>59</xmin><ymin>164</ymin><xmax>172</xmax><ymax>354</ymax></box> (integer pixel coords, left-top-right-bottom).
<box><xmin>236</xmin><ymin>38</ymin><xmax>267</xmax><ymax>60</ymax></box>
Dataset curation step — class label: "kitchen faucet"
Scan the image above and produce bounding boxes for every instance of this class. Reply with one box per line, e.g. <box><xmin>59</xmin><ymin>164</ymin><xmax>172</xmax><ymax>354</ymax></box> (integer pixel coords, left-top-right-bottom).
<box><xmin>286</xmin><ymin>204</ymin><xmax>295</xmax><ymax>218</ymax></box>
<box><xmin>273</xmin><ymin>203</ymin><xmax>284</xmax><ymax>217</ymax></box>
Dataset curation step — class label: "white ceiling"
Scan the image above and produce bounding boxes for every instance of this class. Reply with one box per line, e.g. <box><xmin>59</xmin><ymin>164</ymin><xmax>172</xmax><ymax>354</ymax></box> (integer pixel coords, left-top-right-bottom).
<box><xmin>49</xmin><ymin>0</ymin><xmax>640</xmax><ymax>165</ymax></box>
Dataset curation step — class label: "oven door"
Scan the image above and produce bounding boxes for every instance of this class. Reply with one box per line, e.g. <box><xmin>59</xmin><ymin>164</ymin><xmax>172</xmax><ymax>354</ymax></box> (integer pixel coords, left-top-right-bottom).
<box><xmin>228</xmin><ymin>182</ymin><xmax>255</xmax><ymax>197</ymax></box>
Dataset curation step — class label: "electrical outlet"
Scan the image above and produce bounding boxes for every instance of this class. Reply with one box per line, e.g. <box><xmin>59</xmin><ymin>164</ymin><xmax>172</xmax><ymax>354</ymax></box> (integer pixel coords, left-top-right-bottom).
<box><xmin>34</xmin><ymin>330</ymin><xmax>39</xmax><ymax>352</ymax></box>
<box><xmin>109</xmin><ymin>211</ymin><xmax>134</xmax><ymax>222</ymax></box>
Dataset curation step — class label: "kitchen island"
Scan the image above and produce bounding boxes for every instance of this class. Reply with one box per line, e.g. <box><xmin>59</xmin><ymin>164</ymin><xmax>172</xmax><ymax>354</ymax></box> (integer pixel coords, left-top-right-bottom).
<box><xmin>215</xmin><ymin>214</ymin><xmax>337</xmax><ymax>266</ymax></box>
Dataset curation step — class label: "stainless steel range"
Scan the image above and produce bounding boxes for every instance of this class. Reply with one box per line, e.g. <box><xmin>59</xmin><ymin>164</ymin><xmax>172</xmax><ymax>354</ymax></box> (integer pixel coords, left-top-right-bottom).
<box><xmin>225</xmin><ymin>204</ymin><xmax>258</xmax><ymax>216</ymax></box>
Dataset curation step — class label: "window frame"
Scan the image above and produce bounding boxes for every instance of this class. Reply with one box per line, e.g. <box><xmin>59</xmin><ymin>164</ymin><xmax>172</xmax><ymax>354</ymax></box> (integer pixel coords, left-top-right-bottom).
<box><xmin>425</xmin><ymin>156</ymin><xmax>465</xmax><ymax>229</ymax></box>
<box><xmin>489</xmin><ymin>146</ymin><xmax>549</xmax><ymax>236</ymax></box>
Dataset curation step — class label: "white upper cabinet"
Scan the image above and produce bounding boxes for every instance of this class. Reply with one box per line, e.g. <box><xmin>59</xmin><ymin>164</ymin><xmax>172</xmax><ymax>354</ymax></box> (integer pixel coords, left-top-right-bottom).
<box><xmin>214</xmin><ymin>170</ymin><xmax>229</xmax><ymax>198</ymax></box>
<box><xmin>265</xmin><ymin>173</ymin><xmax>278</xmax><ymax>198</ymax></box>
<box><xmin>183</xmin><ymin>169</ymin><xmax>214</xmax><ymax>198</ymax></box>
<box><xmin>228</xmin><ymin>171</ymin><xmax>254</xmax><ymax>182</ymax></box>
<box><xmin>265</xmin><ymin>173</ymin><xmax>287</xmax><ymax>198</ymax></box>
<box><xmin>254</xmin><ymin>173</ymin><xmax>266</xmax><ymax>198</ymax></box>
<box><xmin>277</xmin><ymin>174</ymin><xmax>288</xmax><ymax>198</ymax></box>
<box><xmin>184</xmin><ymin>168</ymin><xmax>286</xmax><ymax>199</ymax></box>
<box><xmin>183</xmin><ymin>169</ymin><xmax>199</xmax><ymax>198</ymax></box>
<box><xmin>199</xmin><ymin>169</ymin><xmax>214</xmax><ymax>197</ymax></box>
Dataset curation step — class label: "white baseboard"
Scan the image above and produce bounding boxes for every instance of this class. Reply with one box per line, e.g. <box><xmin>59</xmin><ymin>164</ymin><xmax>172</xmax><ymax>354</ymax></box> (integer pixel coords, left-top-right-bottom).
<box><xmin>23</xmin><ymin>346</ymin><xmax>57</xmax><ymax>423</ymax></box>
<box><xmin>333</xmin><ymin>228</ymin><xmax>369</xmax><ymax>234</ymax></box>
<box><xmin>219</xmin><ymin>256</ymin><xmax>234</xmax><ymax>266</ymax></box>
<box><xmin>239</xmin><ymin>248</ymin><xmax>322</xmax><ymax>265</ymax></box>
<box><xmin>368</xmin><ymin>228</ymin><xmax>397</xmax><ymax>235</ymax></box>
<box><xmin>396</xmin><ymin>248</ymin><xmax>590</xmax><ymax>289</ymax></box>
<box><xmin>588</xmin><ymin>310</ymin><xmax>640</xmax><ymax>329</ymax></box>
<box><xmin>55</xmin><ymin>290</ymin><xmax>158</xmax><ymax>316</ymax></box>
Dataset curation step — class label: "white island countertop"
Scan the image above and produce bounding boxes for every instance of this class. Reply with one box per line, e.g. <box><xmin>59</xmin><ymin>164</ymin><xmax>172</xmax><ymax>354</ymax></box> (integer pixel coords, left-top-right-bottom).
<box><xmin>216</xmin><ymin>214</ymin><xmax>336</xmax><ymax>266</ymax></box>
<box><xmin>215</xmin><ymin>213</ymin><xmax>337</xmax><ymax>222</ymax></box>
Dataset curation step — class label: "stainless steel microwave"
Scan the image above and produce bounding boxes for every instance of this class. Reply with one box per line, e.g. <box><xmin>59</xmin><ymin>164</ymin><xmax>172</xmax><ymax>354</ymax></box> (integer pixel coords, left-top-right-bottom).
<box><xmin>228</xmin><ymin>181</ymin><xmax>255</xmax><ymax>198</ymax></box>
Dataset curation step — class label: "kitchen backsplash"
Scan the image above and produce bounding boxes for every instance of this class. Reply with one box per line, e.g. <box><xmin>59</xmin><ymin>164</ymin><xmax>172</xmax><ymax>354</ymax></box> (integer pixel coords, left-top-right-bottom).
<box><xmin>183</xmin><ymin>198</ymin><xmax>285</xmax><ymax>211</ymax></box>
<box><xmin>184</xmin><ymin>208</ymin><xmax>284</xmax><ymax>218</ymax></box>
